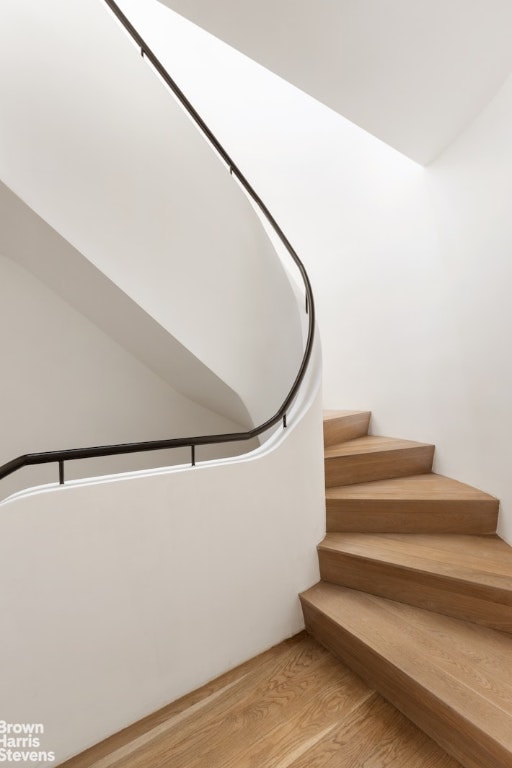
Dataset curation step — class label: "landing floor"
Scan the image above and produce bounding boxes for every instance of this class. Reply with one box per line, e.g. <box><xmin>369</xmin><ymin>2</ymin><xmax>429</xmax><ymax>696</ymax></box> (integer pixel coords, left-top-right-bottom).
<box><xmin>61</xmin><ymin>632</ymin><xmax>461</xmax><ymax>768</ymax></box>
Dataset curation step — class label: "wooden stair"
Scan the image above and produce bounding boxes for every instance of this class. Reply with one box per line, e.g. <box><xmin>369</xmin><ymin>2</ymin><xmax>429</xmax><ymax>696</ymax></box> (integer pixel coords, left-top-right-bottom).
<box><xmin>319</xmin><ymin>532</ymin><xmax>512</xmax><ymax>632</ymax></box>
<box><xmin>301</xmin><ymin>584</ymin><xmax>512</xmax><ymax>768</ymax></box>
<box><xmin>327</xmin><ymin>474</ymin><xmax>499</xmax><ymax>534</ymax></box>
<box><xmin>301</xmin><ymin>409</ymin><xmax>511</xmax><ymax>768</ymax></box>
<box><xmin>324</xmin><ymin>435</ymin><xmax>435</xmax><ymax>487</ymax></box>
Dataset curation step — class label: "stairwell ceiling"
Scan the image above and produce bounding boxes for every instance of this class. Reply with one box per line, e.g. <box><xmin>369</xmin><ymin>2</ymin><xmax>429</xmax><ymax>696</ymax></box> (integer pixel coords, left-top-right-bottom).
<box><xmin>157</xmin><ymin>0</ymin><xmax>512</xmax><ymax>165</ymax></box>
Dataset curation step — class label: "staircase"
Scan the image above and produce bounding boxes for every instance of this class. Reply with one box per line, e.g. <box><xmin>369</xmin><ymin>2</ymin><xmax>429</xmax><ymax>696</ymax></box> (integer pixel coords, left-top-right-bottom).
<box><xmin>301</xmin><ymin>410</ymin><xmax>512</xmax><ymax>768</ymax></box>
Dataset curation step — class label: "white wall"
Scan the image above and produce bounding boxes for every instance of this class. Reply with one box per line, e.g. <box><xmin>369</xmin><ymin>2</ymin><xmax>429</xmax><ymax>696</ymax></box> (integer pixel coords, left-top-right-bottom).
<box><xmin>0</xmin><ymin>180</ymin><xmax>253</xmax><ymax>429</ymax></box>
<box><xmin>425</xmin><ymin>73</ymin><xmax>512</xmax><ymax>544</ymax></box>
<box><xmin>0</xmin><ymin>348</ymin><xmax>324</xmax><ymax>764</ymax></box>
<box><xmin>0</xmin><ymin>0</ymin><xmax>303</xmax><ymax>427</ymax></box>
<box><xmin>307</xmin><ymin>75</ymin><xmax>512</xmax><ymax>546</ymax></box>
<box><xmin>127</xmin><ymin>6</ymin><xmax>512</xmax><ymax>542</ymax></box>
<box><xmin>0</xmin><ymin>6</ymin><xmax>324</xmax><ymax>762</ymax></box>
<box><xmin>0</xmin><ymin>255</ymin><xmax>252</xmax><ymax>500</ymax></box>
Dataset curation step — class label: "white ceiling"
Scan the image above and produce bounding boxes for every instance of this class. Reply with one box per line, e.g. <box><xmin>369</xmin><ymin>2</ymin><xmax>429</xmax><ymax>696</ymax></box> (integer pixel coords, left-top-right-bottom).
<box><xmin>157</xmin><ymin>0</ymin><xmax>512</xmax><ymax>164</ymax></box>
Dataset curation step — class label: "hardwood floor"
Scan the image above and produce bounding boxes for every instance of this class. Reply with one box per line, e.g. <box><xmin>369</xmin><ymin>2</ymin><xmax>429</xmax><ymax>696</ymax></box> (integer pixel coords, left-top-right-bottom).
<box><xmin>60</xmin><ymin>633</ymin><xmax>461</xmax><ymax>768</ymax></box>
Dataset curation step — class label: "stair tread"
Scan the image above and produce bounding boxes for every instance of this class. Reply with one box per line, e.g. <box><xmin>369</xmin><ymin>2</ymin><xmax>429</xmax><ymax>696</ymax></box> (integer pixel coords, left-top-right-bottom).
<box><xmin>320</xmin><ymin>533</ymin><xmax>512</xmax><ymax>588</ymax></box>
<box><xmin>324</xmin><ymin>435</ymin><xmax>434</xmax><ymax>459</ymax></box>
<box><xmin>326</xmin><ymin>473</ymin><xmax>498</xmax><ymax>502</ymax></box>
<box><xmin>301</xmin><ymin>582</ymin><xmax>512</xmax><ymax>750</ymax></box>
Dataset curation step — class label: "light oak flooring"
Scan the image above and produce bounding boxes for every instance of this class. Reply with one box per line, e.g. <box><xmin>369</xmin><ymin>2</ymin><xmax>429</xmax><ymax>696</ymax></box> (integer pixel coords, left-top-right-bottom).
<box><xmin>60</xmin><ymin>633</ymin><xmax>461</xmax><ymax>768</ymax></box>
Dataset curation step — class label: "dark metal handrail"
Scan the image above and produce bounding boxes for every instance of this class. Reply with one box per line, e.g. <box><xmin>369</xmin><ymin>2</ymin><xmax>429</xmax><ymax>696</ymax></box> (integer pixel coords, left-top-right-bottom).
<box><xmin>0</xmin><ymin>0</ymin><xmax>315</xmax><ymax>490</ymax></box>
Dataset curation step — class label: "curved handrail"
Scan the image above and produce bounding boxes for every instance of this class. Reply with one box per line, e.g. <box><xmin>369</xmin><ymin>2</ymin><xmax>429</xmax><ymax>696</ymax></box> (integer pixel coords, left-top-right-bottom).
<box><xmin>0</xmin><ymin>0</ymin><xmax>315</xmax><ymax>489</ymax></box>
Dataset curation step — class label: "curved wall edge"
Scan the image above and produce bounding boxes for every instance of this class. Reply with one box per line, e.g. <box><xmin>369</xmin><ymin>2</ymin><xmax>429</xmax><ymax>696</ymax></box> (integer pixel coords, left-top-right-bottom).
<box><xmin>0</xmin><ymin>338</ymin><xmax>324</xmax><ymax>763</ymax></box>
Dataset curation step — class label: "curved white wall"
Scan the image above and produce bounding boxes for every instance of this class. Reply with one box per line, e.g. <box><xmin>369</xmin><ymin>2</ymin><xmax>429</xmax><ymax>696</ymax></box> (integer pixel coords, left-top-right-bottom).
<box><xmin>0</xmin><ymin>4</ymin><xmax>323</xmax><ymax>763</ymax></box>
<box><xmin>0</xmin><ymin>9</ymin><xmax>324</xmax><ymax>762</ymax></box>
<box><xmin>0</xmin><ymin>0</ymin><xmax>303</xmax><ymax>426</ymax></box>
<box><xmin>0</xmin><ymin>344</ymin><xmax>324</xmax><ymax>764</ymax></box>
<box><xmin>0</xmin><ymin>255</ymin><xmax>251</xmax><ymax>500</ymax></box>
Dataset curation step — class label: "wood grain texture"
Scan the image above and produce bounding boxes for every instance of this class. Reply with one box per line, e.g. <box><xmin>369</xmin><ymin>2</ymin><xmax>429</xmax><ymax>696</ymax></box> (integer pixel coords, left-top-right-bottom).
<box><xmin>59</xmin><ymin>633</ymin><xmax>461</xmax><ymax>768</ymax></box>
<box><xmin>303</xmin><ymin>411</ymin><xmax>508</xmax><ymax>768</ymax></box>
<box><xmin>324</xmin><ymin>435</ymin><xmax>434</xmax><ymax>487</ymax></box>
<box><xmin>301</xmin><ymin>583</ymin><xmax>512</xmax><ymax>768</ymax></box>
<box><xmin>318</xmin><ymin>533</ymin><xmax>512</xmax><ymax>631</ymax></box>
<box><xmin>326</xmin><ymin>473</ymin><xmax>499</xmax><ymax>534</ymax></box>
<box><xmin>322</xmin><ymin>410</ymin><xmax>371</xmax><ymax>447</ymax></box>
<box><xmin>287</xmin><ymin>692</ymin><xmax>461</xmax><ymax>768</ymax></box>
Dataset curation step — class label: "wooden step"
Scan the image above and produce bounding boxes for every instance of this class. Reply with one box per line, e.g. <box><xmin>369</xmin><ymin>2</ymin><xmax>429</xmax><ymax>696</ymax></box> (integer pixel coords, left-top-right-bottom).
<box><xmin>326</xmin><ymin>474</ymin><xmax>499</xmax><ymax>534</ymax></box>
<box><xmin>318</xmin><ymin>532</ymin><xmax>512</xmax><ymax>632</ymax></box>
<box><xmin>324</xmin><ymin>435</ymin><xmax>434</xmax><ymax>487</ymax></box>
<box><xmin>300</xmin><ymin>582</ymin><xmax>512</xmax><ymax>768</ymax></box>
<box><xmin>323</xmin><ymin>410</ymin><xmax>371</xmax><ymax>447</ymax></box>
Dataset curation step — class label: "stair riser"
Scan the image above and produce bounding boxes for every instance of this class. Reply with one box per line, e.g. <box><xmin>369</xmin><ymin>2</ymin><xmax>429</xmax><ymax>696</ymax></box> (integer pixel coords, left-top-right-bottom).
<box><xmin>326</xmin><ymin>500</ymin><xmax>498</xmax><ymax>534</ymax></box>
<box><xmin>323</xmin><ymin>412</ymin><xmax>370</xmax><ymax>447</ymax></box>
<box><xmin>318</xmin><ymin>550</ymin><xmax>512</xmax><ymax>633</ymax></box>
<box><xmin>301</xmin><ymin>598</ymin><xmax>510</xmax><ymax>768</ymax></box>
<box><xmin>325</xmin><ymin>446</ymin><xmax>434</xmax><ymax>487</ymax></box>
